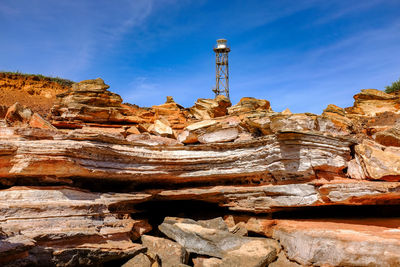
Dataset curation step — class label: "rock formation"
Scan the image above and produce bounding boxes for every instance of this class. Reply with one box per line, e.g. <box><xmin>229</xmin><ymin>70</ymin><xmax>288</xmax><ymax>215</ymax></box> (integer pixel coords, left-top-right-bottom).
<box><xmin>1</xmin><ymin>75</ymin><xmax>400</xmax><ymax>266</ymax></box>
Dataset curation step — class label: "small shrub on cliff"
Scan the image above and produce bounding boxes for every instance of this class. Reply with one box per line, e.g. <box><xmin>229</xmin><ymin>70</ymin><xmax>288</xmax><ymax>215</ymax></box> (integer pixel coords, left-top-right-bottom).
<box><xmin>0</xmin><ymin>71</ymin><xmax>74</xmax><ymax>87</ymax></box>
<box><xmin>385</xmin><ymin>77</ymin><xmax>400</xmax><ymax>94</ymax></box>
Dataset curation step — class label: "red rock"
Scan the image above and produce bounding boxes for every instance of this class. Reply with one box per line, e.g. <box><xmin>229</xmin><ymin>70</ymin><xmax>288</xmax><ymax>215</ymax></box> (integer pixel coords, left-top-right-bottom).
<box><xmin>5</xmin><ymin>102</ymin><xmax>32</xmax><ymax>127</ymax></box>
<box><xmin>126</xmin><ymin>125</ymin><xmax>141</xmax><ymax>135</ymax></box>
<box><xmin>346</xmin><ymin>89</ymin><xmax>400</xmax><ymax>115</ymax></box>
<box><xmin>126</xmin><ymin>133</ymin><xmax>181</xmax><ymax>146</ymax></box>
<box><xmin>375</xmin><ymin>124</ymin><xmax>400</xmax><ymax>147</ymax></box>
<box><xmin>29</xmin><ymin>112</ymin><xmax>57</xmax><ymax>130</ymax></box>
<box><xmin>190</xmin><ymin>95</ymin><xmax>231</xmax><ymax>120</ymax></box>
<box><xmin>228</xmin><ymin>97</ymin><xmax>272</xmax><ymax>115</ymax></box>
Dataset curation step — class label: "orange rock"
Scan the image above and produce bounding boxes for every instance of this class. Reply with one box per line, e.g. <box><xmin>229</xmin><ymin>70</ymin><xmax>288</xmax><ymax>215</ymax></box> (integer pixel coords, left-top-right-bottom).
<box><xmin>375</xmin><ymin>125</ymin><xmax>400</xmax><ymax>147</ymax></box>
<box><xmin>126</xmin><ymin>125</ymin><xmax>141</xmax><ymax>135</ymax></box>
<box><xmin>29</xmin><ymin>113</ymin><xmax>57</xmax><ymax>130</ymax></box>
<box><xmin>5</xmin><ymin>102</ymin><xmax>32</xmax><ymax>127</ymax></box>
<box><xmin>347</xmin><ymin>89</ymin><xmax>400</xmax><ymax>116</ymax></box>
<box><xmin>229</xmin><ymin>97</ymin><xmax>272</xmax><ymax>115</ymax></box>
<box><xmin>190</xmin><ymin>95</ymin><xmax>231</xmax><ymax>120</ymax></box>
<box><xmin>281</xmin><ymin>108</ymin><xmax>292</xmax><ymax>115</ymax></box>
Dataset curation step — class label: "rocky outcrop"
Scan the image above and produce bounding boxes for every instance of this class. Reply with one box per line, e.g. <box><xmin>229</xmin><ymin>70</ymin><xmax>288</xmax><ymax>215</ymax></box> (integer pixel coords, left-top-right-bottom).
<box><xmin>158</xmin><ymin>217</ymin><xmax>278</xmax><ymax>266</ymax></box>
<box><xmin>155</xmin><ymin>180</ymin><xmax>400</xmax><ymax>212</ymax></box>
<box><xmin>0</xmin><ymin>186</ymin><xmax>151</xmax><ymax>266</ymax></box>
<box><xmin>141</xmin><ymin>235</ymin><xmax>189</xmax><ymax>266</ymax></box>
<box><xmin>228</xmin><ymin>97</ymin><xmax>272</xmax><ymax>115</ymax></box>
<box><xmin>225</xmin><ymin>217</ymin><xmax>400</xmax><ymax>267</ymax></box>
<box><xmin>375</xmin><ymin>124</ymin><xmax>400</xmax><ymax>147</ymax></box>
<box><xmin>190</xmin><ymin>95</ymin><xmax>231</xmax><ymax>120</ymax></box>
<box><xmin>346</xmin><ymin>89</ymin><xmax>400</xmax><ymax>115</ymax></box>
<box><xmin>4</xmin><ymin>76</ymin><xmax>400</xmax><ymax>266</ymax></box>
<box><xmin>0</xmin><ymin>129</ymin><xmax>352</xmax><ymax>185</ymax></box>
<box><xmin>51</xmin><ymin>78</ymin><xmax>145</xmax><ymax>128</ymax></box>
<box><xmin>349</xmin><ymin>139</ymin><xmax>400</xmax><ymax>181</ymax></box>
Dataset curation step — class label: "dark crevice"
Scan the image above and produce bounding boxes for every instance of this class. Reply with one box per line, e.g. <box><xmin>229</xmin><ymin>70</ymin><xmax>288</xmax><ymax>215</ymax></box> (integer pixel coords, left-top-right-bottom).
<box><xmin>131</xmin><ymin>200</ymin><xmax>229</xmax><ymax>237</ymax></box>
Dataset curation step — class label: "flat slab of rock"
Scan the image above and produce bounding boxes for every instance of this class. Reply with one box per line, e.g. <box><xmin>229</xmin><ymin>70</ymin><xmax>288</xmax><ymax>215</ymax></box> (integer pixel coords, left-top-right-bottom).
<box><xmin>225</xmin><ymin>216</ymin><xmax>400</xmax><ymax>267</ymax></box>
<box><xmin>156</xmin><ymin>180</ymin><xmax>400</xmax><ymax>213</ymax></box>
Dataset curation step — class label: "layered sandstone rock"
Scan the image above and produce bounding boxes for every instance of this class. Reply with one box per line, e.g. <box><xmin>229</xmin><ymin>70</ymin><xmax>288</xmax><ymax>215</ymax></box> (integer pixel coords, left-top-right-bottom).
<box><xmin>0</xmin><ymin>129</ymin><xmax>352</xmax><ymax>185</ymax></box>
<box><xmin>155</xmin><ymin>180</ymin><xmax>400</xmax><ymax>213</ymax></box>
<box><xmin>3</xmin><ymin>75</ymin><xmax>400</xmax><ymax>266</ymax></box>
<box><xmin>51</xmin><ymin>78</ymin><xmax>143</xmax><ymax>128</ymax></box>
<box><xmin>346</xmin><ymin>89</ymin><xmax>400</xmax><ymax>115</ymax></box>
<box><xmin>228</xmin><ymin>97</ymin><xmax>272</xmax><ymax>115</ymax></box>
<box><xmin>225</xmin><ymin>217</ymin><xmax>400</xmax><ymax>267</ymax></box>
<box><xmin>190</xmin><ymin>95</ymin><xmax>231</xmax><ymax>120</ymax></box>
<box><xmin>0</xmin><ymin>186</ymin><xmax>151</xmax><ymax>266</ymax></box>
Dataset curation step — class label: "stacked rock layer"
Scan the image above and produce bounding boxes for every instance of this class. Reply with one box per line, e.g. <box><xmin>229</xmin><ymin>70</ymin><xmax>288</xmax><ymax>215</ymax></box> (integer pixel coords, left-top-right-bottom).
<box><xmin>0</xmin><ymin>77</ymin><xmax>400</xmax><ymax>266</ymax></box>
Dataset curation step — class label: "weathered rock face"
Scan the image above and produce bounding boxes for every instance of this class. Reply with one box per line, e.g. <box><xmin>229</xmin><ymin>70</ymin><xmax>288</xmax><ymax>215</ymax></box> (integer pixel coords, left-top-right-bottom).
<box><xmin>3</xmin><ymin>76</ymin><xmax>400</xmax><ymax>266</ymax></box>
<box><xmin>159</xmin><ymin>217</ymin><xmax>278</xmax><ymax>266</ymax></box>
<box><xmin>0</xmin><ymin>129</ymin><xmax>352</xmax><ymax>185</ymax></box>
<box><xmin>346</xmin><ymin>89</ymin><xmax>400</xmax><ymax>116</ymax></box>
<box><xmin>350</xmin><ymin>139</ymin><xmax>400</xmax><ymax>181</ymax></box>
<box><xmin>375</xmin><ymin>124</ymin><xmax>400</xmax><ymax>147</ymax></box>
<box><xmin>5</xmin><ymin>102</ymin><xmax>33</xmax><ymax>127</ymax></box>
<box><xmin>0</xmin><ymin>186</ymin><xmax>151</xmax><ymax>266</ymax></box>
<box><xmin>190</xmin><ymin>95</ymin><xmax>231</xmax><ymax>120</ymax></box>
<box><xmin>51</xmin><ymin>78</ymin><xmax>143</xmax><ymax>128</ymax></box>
<box><xmin>228</xmin><ymin>97</ymin><xmax>272</xmax><ymax>115</ymax></box>
<box><xmin>155</xmin><ymin>180</ymin><xmax>400</xmax><ymax>213</ymax></box>
<box><xmin>141</xmin><ymin>235</ymin><xmax>189</xmax><ymax>267</ymax></box>
<box><xmin>232</xmin><ymin>217</ymin><xmax>400</xmax><ymax>267</ymax></box>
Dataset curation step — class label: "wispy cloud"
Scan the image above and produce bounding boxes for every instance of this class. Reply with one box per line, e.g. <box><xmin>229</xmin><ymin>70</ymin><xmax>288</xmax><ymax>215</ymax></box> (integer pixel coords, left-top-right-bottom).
<box><xmin>0</xmin><ymin>0</ymin><xmax>161</xmax><ymax>78</ymax></box>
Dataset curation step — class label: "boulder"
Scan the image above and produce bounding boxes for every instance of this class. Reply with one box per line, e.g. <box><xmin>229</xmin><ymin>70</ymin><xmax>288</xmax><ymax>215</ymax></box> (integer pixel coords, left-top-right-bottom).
<box><xmin>50</xmin><ymin>78</ymin><xmax>144</xmax><ymax>128</ymax></box>
<box><xmin>346</xmin><ymin>89</ymin><xmax>400</xmax><ymax>116</ymax></box>
<box><xmin>149</xmin><ymin>119</ymin><xmax>174</xmax><ymax>138</ymax></box>
<box><xmin>239</xmin><ymin>112</ymin><xmax>272</xmax><ymax>136</ymax></box>
<box><xmin>29</xmin><ymin>113</ymin><xmax>57</xmax><ymax>130</ymax></box>
<box><xmin>122</xmin><ymin>252</ymin><xmax>160</xmax><ymax>267</ymax></box>
<box><xmin>141</xmin><ymin>235</ymin><xmax>189</xmax><ymax>267</ymax></box>
<box><xmin>375</xmin><ymin>124</ymin><xmax>400</xmax><ymax>147</ymax></box>
<box><xmin>179</xmin><ymin>118</ymin><xmax>242</xmax><ymax>144</ymax></box>
<box><xmin>270</xmin><ymin>113</ymin><xmax>317</xmax><ymax>133</ymax></box>
<box><xmin>228</xmin><ymin>97</ymin><xmax>272</xmax><ymax>115</ymax></box>
<box><xmin>126</xmin><ymin>133</ymin><xmax>181</xmax><ymax>146</ymax></box>
<box><xmin>281</xmin><ymin>108</ymin><xmax>292</xmax><ymax>115</ymax></box>
<box><xmin>190</xmin><ymin>95</ymin><xmax>231</xmax><ymax>120</ymax></box>
<box><xmin>151</xmin><ymin>97</ymin><xmax>189</xmax><ymax>131</ymax></box>
<box><xmin>198</xmin><ymin>127</ymin><xmax>239</xmax><ymax>144</ymax></box>
<box><xmin>158</xmin><ymin>217</ymin><xmax>279</xmax><ymax>260</ymax></box>
<box><xmin>220</xmin><ymin>239</ymin><xmax>277</xmax><ymax>267</ymax></box>
<box><xmin>351</xmin><ymin>140</ymin><xmax>400</xmax><ymax>180</ymax></box>
<box><xmin>318</xmin><ymin>107</ymin><xmax>353</xmax><ymax>135</ymax></box>
<box><xmin>193</xmin><ymin>257</ymin><xmax>223</xmax><ymax>267</ymax></box>
<box><xmin>126</xmin><ymin>125</ymin><xmax>141</xmax><ymax>135</ymax></box>
<box><xmin>5</xmin><ymin>102</ymin><xmax>33</xmax><ymax>127</ymax></box>
<box><xmin>323</xmin><ymin>104</ymin><xmax>346</xmax><ymax>116</ymax></box>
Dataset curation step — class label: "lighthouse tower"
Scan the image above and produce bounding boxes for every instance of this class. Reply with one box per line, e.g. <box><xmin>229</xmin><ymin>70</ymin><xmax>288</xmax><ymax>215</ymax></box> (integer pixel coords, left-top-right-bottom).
<box><xmin>212</xmin><ymin>39</ymin><xmax>230</xmax><ymax>99</ymax></box>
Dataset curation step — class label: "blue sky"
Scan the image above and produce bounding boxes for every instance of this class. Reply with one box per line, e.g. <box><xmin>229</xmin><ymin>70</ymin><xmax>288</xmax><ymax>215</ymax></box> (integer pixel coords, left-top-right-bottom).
<box><xmin>1</xmin><ymin>0</ymin><xmax>400</xmax><ymax>113</ymax></box>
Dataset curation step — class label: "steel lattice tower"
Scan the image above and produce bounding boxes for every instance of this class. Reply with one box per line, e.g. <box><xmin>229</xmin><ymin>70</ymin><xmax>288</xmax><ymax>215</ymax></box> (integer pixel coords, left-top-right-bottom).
<box><xmin>212</xmin><ymin>39</ymin><xmax>230</xmax><ymax>99</ymax></box>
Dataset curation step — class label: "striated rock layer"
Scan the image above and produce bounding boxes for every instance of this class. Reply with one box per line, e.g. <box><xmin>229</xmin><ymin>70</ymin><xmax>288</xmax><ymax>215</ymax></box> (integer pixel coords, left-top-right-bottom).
<box><xmin>1</xmin><ymin>76</ymin><xmax>400</xmax><ymax>266</ymax></box>
<box><xmin>0</xmin><ymin>186</ymin><xmax>151</xmax><ymax>266</ymax></box>
<box><xmin>0</xmin><ymin>128</ymin><xmax>352</xmax><ymax>185</ymax></box>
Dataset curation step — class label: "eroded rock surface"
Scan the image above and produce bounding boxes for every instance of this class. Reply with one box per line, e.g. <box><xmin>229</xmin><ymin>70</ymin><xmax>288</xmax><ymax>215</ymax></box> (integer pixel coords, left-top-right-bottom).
<box><xmin>2</xmin><ymin>76</ymin><xmax>400</xmax><ymax>266</ymax></box>
<box><xmin>0</xmin><ymin>186</ymin><xmax>151</xmax><ymax>266</ymax></box>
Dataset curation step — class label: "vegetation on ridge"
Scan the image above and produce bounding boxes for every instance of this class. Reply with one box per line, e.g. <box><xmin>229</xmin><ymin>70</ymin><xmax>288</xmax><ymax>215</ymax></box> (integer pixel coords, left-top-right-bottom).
<box><xmin>385</xmin><ymin>77</ymin><xmax>400</xmax><ymax>94</ymax></box>
<box><xmin>0</xmin><ymin>71</ymin><xmax>74</xmax><ymax>87</ymax></box>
